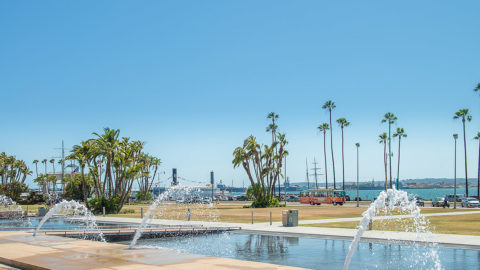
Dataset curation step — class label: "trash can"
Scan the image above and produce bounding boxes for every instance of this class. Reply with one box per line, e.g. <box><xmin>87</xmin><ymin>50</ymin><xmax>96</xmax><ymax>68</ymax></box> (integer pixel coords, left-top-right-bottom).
<box><xmin>38</xmin><ymin>207</ymin><xmax>47</xmax><ymax>217</ymax></box>
<box><xmin>282</xmin><ymin>209</ymin><xmax>298</xmax><ymax>227</ymax></box>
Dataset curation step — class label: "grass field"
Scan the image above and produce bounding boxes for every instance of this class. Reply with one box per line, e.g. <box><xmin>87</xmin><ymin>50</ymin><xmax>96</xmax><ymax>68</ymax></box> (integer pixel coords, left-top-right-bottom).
<box><xmin>302</xmin><ymin>213</ymin><xmax>480</xmax><ymax>236</ymax></box>
<box><xmin>10</xmin><ymin>203</ymin><xmax>479</xmax><ymax>225</ymax></box>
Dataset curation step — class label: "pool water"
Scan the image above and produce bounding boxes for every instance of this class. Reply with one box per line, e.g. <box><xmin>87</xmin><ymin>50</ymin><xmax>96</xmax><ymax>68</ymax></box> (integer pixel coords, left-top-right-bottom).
<box><xmin>134</xmin><ymin>232</ymin><xmax>480</xmax><ymax>270</ymax></box>
<box><xmin>0</xmin><ymin>217</ymin><xmax>119</xmax><ymax>231</ymax></box>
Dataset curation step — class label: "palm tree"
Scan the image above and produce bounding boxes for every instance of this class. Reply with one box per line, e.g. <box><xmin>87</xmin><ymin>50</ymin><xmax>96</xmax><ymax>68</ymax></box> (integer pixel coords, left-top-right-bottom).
<box><xmin>49</xmin><ymin>158</ymin><xmax>56</xmax><ymax>193</ymax></box>
<box><xmin>336</xmin><ymin>118</ymin><xmax>350</xmax><ymax>190</ymax></box>
<box><xmin>322</xmin><ymin>100</ymin><xmax>337</xmax><ymax>189</ymax></box>
<box><xmin>266</xmin><ymin>112</ymin><xmax>279</xmax><ymax>196</ymax></box>
<box><xmin>41</xmin><ymin>159</ymin><xmax>48</xmax><ymax>193</ymax></box>
<box><xmin>453</xmin><ymin>109</ymin><xmax>472</xmax><ymax>197</ymax></box>
<box><xmin>381</xmin><ymin>112</ymin><xmax>397</xmax><ymax>188</ymax></box>
<box><xmin>67</xmin><ymin>141</ymin><xmax>91</xmax><ymax>203</ymax></box>
<box><xmin>393</xmin><ymin>128</ymin><xmax>407</xmax><ymax>189</ymax></box>
<box><xmin>474</xmin><ymin>83</ymin><xmax>480</xmax><ymax>94</ymax></box>
<box><xmin>317</xmin><ymin>123</ymin><xmax>329</xmax><ymax>188</ymax></box>
<box><xmin>378</xmin><ymin>133</ymin><xmax>388</xmax><ymax>191</ymax></box>
<box><xmin>474</xmin><ymin>132</ymin><xmax>480</xmax><ymax>198</ymax></box>
<box><xmin>33</xmin><ymin>160</ymin><xmax>39</xmax><ymax>178</ymax></box>
<box><xmin>93</xmin><ymin>128</ymin><xmax>120</xmax><ymax>198</ymax></box>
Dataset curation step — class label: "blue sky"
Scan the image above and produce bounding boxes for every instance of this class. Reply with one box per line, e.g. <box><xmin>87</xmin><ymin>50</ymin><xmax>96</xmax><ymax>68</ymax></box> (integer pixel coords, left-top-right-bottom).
<box><xmin>1</xmin><ymin>1</ymin><xmax>479</xmax><ymax>188</ymax></box>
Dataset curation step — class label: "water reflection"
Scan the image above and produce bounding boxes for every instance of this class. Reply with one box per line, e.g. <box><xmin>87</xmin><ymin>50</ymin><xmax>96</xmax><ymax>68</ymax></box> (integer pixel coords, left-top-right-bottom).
<box><xmin>135</xmin><ymin>233</ymin><xmax>480</xmax><ymax>270</ymax></box>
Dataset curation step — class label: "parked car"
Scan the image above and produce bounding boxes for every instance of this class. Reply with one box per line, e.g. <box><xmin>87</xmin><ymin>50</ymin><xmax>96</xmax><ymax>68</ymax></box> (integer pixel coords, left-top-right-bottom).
<box><xmin>236</xmin><ymin>195</ymin><xmax>248</xmax><ymax>201</ymax></box>
<box><xmin>461</xmin><ymin>197</ymin><xmax>480</xmax><ymax>208</ymax></box>
<box><xmin>447</xmin><ymin>194</ymin><xmax>464</xmax><ymax>202</ymax></box>
<box><xmin>432</xmin><ymin>197</ymin><xmax>449</xmax><ymax>208</ymax></box>
<box><xmin>415</xmin><ymin>197</ymin><xmax>425</xmax><ymax>207</ymax></box>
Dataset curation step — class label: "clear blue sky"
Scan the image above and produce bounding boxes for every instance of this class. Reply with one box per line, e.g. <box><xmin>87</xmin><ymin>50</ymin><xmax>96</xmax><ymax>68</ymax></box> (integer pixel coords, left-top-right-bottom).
<box><xmin>1</xmin><ymin>1</ymin><xmax>479</xmax><ymax>188</ymax></box>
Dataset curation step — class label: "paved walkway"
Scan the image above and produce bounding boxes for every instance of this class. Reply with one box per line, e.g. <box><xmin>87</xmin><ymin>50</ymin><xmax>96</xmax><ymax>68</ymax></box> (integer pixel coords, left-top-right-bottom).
<box><xmin>0</xmin><ymin>231</ymin><xmax>304</xmax><ymax>270</ymax></box>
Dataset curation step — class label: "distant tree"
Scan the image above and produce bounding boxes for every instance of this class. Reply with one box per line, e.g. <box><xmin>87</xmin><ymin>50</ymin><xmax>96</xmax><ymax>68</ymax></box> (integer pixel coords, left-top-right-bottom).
<box><xmin>474</xmin><ymin>83</ymin><xmax>480</xmax><ymax>94</ymax></box>
<box><xmin>317</xmin><ymin>123</ymin><xmax>330</xmax><ymax>188</ymax></box>
<box><xmin>336</xmin><ymin>118</ymin><xmax>350</xmax><ymax>190</ymax></box>
<box><xmin>33</xmin><ymin>160</ymin><xmax>39</xmax><ymax>178</ymax></box>
<box><xmin>378</xmin><ymin>133</ymin><xmax>388</xmax><ymax>191</ymax></box>
<box><xmin>381</xmin><ymin>112</ymin><xmax>397</xmax><ymax>188</ymax></box>
<box><xmin>453</xmin><ymin>109</ymin><xmax>472</xmax><ymax>197</ymax></box>
<box><xmin>322</xmin><ymin>101</ymin><xmax>337</xmax><ymax>189</ymax></box>
<box><xmin>393</xmin><ymin>128</ymin><xmax>407</xmax><ymax>189</ymax></box>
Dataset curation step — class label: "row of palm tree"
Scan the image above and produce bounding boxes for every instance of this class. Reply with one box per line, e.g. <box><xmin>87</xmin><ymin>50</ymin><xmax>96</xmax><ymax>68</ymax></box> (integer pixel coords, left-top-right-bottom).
<box><xmin>377</xmin><ymin>113</ymin><xmax>407</xmax><ymax>191</ymax></box>
<box><xmin>0</xmin><ymin>153</ymin><xmax>32</xmax><ymax>185</ymax></box>
<box><xmin>452</xmin><ymin>84</ymin><xmax>480</xmax><ymax>198</ymax></box>
<box><xmin>317</xmin><ymin>101</ymin><xmax>350</xmax><ymax>190</ymax></box>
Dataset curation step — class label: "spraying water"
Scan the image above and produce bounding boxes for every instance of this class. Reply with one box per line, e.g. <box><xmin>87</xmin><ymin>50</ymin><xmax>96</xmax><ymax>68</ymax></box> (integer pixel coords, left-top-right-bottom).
<box><xmin>129</xmin><ymin>185</ymin><xmax>216</xmax><ymax>249</ymax></box>
<box><xmin>342</xmin><ymin>186</ymin><xmax>442</xmax><ymax>270</ymax></box>
<box><xmin>0</xmin><ymin>195</ymin><xmax>25</xmax><ymax>219</ymax></box>
<box><xmin>33</xmin><ymin>200</ymin><xmax>105</xmax><ymax>242</ymax></box>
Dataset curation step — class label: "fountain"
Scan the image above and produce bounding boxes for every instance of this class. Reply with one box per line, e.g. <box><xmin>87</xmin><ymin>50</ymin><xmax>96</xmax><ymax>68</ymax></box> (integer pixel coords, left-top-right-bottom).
<box><xmin>33</xmin><ymin>200</ymin><xmax>105</xmax><ymax>242</ymax></box>
<box><xmin>0</xmin><ymin>195</ymin><xmax>25</xmax><ymax>218</ymax></box>
<box><xmin>342</xmin><ymin>186</ymin><xmax>442</xmax><ymax>270</ymax></box>
<box><xmin>129</xmin><ymin>185</ymin><xmax>217</xmax><ymax>249</ymax></box>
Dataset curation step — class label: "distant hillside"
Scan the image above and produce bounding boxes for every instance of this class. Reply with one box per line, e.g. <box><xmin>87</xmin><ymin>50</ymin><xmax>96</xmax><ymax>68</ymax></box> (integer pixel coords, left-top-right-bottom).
<box><xmin>290</xmin><ymin>178</ymin><xmax>477</xmax><ymax>187</ymax></box>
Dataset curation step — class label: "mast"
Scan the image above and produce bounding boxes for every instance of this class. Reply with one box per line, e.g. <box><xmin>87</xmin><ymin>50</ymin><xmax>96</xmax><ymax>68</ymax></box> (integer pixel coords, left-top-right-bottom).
<box><xmin>305</xmin><ymin>158</ymin><xmax>310</xmax><ymax>189</ymax></box>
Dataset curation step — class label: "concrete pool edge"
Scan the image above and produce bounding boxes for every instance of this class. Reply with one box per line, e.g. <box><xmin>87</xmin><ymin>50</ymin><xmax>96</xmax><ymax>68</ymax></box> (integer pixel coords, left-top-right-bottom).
<box><xmin>0</xmin><ymin>231</ymin><xmax>306</xmax><ymax>270</ymax></box>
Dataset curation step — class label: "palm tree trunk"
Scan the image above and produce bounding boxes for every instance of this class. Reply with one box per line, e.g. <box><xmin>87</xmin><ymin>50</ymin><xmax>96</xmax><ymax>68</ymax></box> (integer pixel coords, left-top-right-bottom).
<box><xmin>384</xmin><ymin>141</ymin><xmax>387</xmax><ymax>191</ymax></box>
<box><xmin>329</xmin><ymin>110</ymin><xmax>336</xmax><ymax>189</ymax></box>
<box><xmin>397</xmin><ymin>137</ymin><xmax>401</xmax><ymax>189</ymax></box>
<box><xmin>81</xmin><ymin>166</ymin><xmax>88</xmax><ymax>204</ymax></box>
<box><xmin>323</xmin><ymin>131</ymin><xmax>328</xmax><ymax>188</ymax></box>
<box><xmin>388</xmin><ymin>122</ymin><xmax>392</xmax><ymax>188</ymax></box>
<box><xmin>477</xmin><ymin>140</ymin><xmax>479</xmax><ymax>198</ymax></box>
<box><xmin>341</xmin><ymin>126</ymin><xmax>345</xmax><ymax>190</ymax></box>
<box><xmin>462</xmin><ymin>119</ymin><xmax>469</xmax><ymax>197</ymax></box>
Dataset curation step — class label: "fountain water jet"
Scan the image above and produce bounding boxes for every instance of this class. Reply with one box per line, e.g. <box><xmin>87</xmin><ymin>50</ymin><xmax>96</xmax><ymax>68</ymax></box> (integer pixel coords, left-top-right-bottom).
<box><xmin>33</xmin><ymin>200</ymin><xmax>105</xmax><ymax>242</ymax></box>
<box><xmin>129</xmin><ymin>185</ymin><xmax>210</xmax><ymax>249</ymax></box>
<box><xmin>342</xmin><ymin>186</ymin><xmax>442</xmax><ymax>270</ymax></box>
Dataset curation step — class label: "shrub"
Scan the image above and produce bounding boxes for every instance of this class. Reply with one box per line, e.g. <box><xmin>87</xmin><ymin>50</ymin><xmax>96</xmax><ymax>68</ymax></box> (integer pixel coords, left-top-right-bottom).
<box><xmin>119</xmin><ymin>208</ymin><xmax>135</xmax><ymax>214</ymax></box>
<box><xmin>0</xmin><ymin>182</ymin><xmax>29</xmax><ymax>202</ymax></box>
<box><xmin>88</xmin><ymin>196</ymin><xmax>120</xmax><ymax>214</ymax></box>
<box><xmin>135</xmin><ymin>191</ymin><xmax>152</xmax><ymax>201</ymax></box>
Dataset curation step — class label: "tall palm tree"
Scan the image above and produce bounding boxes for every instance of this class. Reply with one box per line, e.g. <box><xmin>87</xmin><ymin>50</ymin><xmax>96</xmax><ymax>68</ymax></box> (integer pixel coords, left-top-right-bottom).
<box><xmin>322</xmin><ymin>100</ymin><xmax>336</xmax><ymax>189</ymax></box>
<box><xmin>381</xmin><ymin>112</ymin><xmax>397</xmax><ymax>188</ymax></box>
<box><xmin>266</xmin><ymin>112</ymin><xmax>279</xmax><ymax>196</ymax></box>
<box><xmin>317</xmin><ymin>123</ymin><xmax>329</xmax><ymax>188</ymax></box>
<box><xmin>453</xmin><ymin>109</ymin><xmax>472</xmax><ymax>197</ymax></box>
<box><xmin>50</xmin><ymin>158</ymin><xmax>56</xmax><ymax>193</ymax></box>
<box><xmin>33</xmin><ymin>160</ymin><xmax>39</xmax><ymax>178</ymax></box>
<box><xmin>393</xmin><ymin>128</ymin><xmax>407</xmax><ymax>189</ymax></box>
<box><xmin>68</xmin><ymin>141</ymin><xmax>92</xmax><ymax>203</ymax></box>
<box><xmin>378</xmin><ymin>133</ymin><xmax>388</xmax><ymax>191</ymax></box>
<box><xmin>41</xmin><ymin>159</ymin><xmax>48</xmax><ymax>193</ymax></box>
<box><xmin>474</xmin><ymin>83</ymin><xmax>480</xmax><ymax>94</ymax></box>
<box><xmin>474</xmin><ymin>132</ymin><xmax>480</xmax><ymax>198</ymax></box>
<box><xmin>93</xmin><ymin>127</ymin><xmax>120</xmax><ymax>198</ymax></box>
<box><xmin>336</xmin><ymin>118</ymin><xmax>350</xmax><ymax>190</ymax></box>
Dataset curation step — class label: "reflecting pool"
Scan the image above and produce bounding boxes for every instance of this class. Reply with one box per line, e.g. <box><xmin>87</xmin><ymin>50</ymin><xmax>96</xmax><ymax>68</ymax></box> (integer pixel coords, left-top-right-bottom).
<box><xmin>134</xmin><ymin>233</ymin><xmax>480</xmax><ymax>270</ymax></box>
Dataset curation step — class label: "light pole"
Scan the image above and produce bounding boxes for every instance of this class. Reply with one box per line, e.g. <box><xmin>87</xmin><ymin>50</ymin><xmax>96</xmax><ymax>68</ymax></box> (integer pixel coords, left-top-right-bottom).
<box><xmin>356</xmin><ymin>143</ymin><xmax>360</xmax><ymax>207</ymax></box>
<box><xmin>453</xmin><ymin>134</ymin><xmax>458</xmax><ymax>209</ymax></box>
